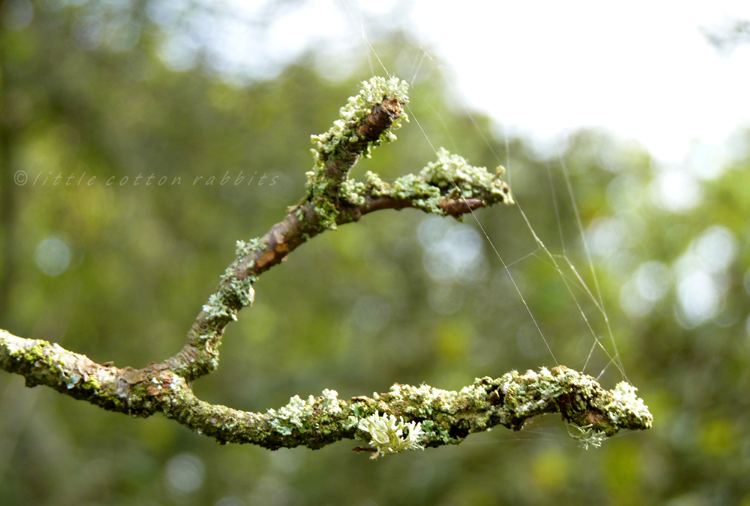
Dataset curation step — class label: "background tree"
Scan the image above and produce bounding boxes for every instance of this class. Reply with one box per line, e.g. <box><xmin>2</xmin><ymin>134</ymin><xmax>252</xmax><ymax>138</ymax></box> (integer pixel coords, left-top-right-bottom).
<box><xmin>1</xmin><ymin>1</ymin><xmax>748</xmax><ymax>505</ymax></box>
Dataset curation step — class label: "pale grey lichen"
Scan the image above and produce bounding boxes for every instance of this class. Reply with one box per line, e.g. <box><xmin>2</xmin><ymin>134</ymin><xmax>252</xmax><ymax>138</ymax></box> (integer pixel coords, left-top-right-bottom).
<box><xmin>227</xmin><ymin>276</ymin><xmax>254</xmax><ymax>307</ymax></box>
<box><xmin>358</xmin><ymin>412</ymin><xmax>424</xmax><ymax>459</ymax></box>
<box><xmin>211</xmin><ymin>266</ymin><xmax>255</xmax><ymax>319</ymax></box>
<box><xmin>268</xmin><ymin>394</ymin><xmax>317</xmax><ymax>435</ymax></box>
<box><xmin>319</xmin><ymin>389</ymin><xmax>343</xmax><ymax>414</ymax></box>
<box><xmin>419</xmin><ymin>147</ymin><xmax>513</xmax><ymax>204</ymax></box>
<box><xmin>267</xmin><ymin>390</ymin><xmax>342</xmax><ymax>436</ymax></box>
<box><xmin>338</xmin><ymin>179</ymin><xmax>367</xmax><ymax>206</ymax></box>
<box><xmin>203</xmin><ymin>293</ymin><xmax>238</xmax><ymax>321</ymax></box>
<box><xmin>362</xmin><ymin>148</ymin><xmax>512</xmax><ymax>216</ymax></box>
<box><xmin>606</xmin><ymin>381</ymin><xmax>651</xmax><ymax>426</ymax></box>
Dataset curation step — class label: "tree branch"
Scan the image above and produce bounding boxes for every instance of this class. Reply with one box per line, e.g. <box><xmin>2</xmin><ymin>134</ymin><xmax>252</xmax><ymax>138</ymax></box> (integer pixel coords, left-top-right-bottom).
<box><xmin>0</xmin><ymin>331</ymin><xmax>651</xmax><ymax>457</ymax></box>
<box><xmin>0</xmin><ymin>76</ymin><xmax>651</xmax><ymax>457</ymax></box>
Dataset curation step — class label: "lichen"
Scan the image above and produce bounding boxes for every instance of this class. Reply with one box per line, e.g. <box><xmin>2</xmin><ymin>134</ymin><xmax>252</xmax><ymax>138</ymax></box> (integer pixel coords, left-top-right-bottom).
<box><xmin>319</xmin><ymin>389</ymin><xmax>343</xmax><ymax>414</ymax></box>
<box><xmin>267</xmin><ymin>390</ymin><xmax>343</xmax><ymax>436</ymax></box>
<box><xmin>419</xmin><ymin>419</ymin><xmax>455</xmax><ymax>445</ymax></box>
<box><xmin>357</xmin><ymin>412</ymin><xmax>424</xmax><ymax>459</ymax></box>
<box><xmin>311</xmin><ymin>197</ymin><xmax>340</xmax><ymax>231</ymax></box>
<box><xmin>305</xmin><ymin>76</ymin><xmax>410</xmax><ymax>231</ymax></box>
<box><xmin>227</xmin><ymin>276</ymin><xmax>255</xmax><ymax>307</ymax></box>
<box><xmin>267</xmin><ymin>395</ymin><xmax>314</xmax><ymax>435</ymax></box>
<box><xmin>202</xmin><ymin>293</ymin><xmax>238</xmax><ymax>321</ymax></box>
<box><xmin>83</xmin><ymin>374</ymin><xmax>101</xmax><ymax>391</ymax></box>
<box><xmin>235</xmin><ymin>237</ymin><xmax>265</xmax><ymax>258</ymax></box>
<box><xmin>362</xmin><ymin>148</ymin><xmax>512</xmax><ymax>216</ymax></box>
<box><xmin>605</xmin><ymin>381</ymin><xmax>652</xmax><ymax>429</ymax></box>
<box><xmin>310</xmin><ymin>76</ymin><xmax>409</xmax><ymax>169</ymax></box>
<box><xmin>338</xmin><ymin>179</ymin><xmax>367</xmax><ymax>206</ymax></box>
<box><xmin>202</xmin><ymin>271</ymin><xmax>255</xmax><ymax>323</ymax></box>
<box><xmin>568</xmin><ymin>424</ymin><xmax>607</xmax><ymax>449</ymax></box>
<box><xmin>419</xmin><ymin>148</ymin><xmax>513</xmax><ymax>204</ymax></box>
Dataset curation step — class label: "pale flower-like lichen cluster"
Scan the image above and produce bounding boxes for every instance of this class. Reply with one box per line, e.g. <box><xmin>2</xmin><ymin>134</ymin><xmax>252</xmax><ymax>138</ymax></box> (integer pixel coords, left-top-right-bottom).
<box><xmin>357</xmin><ymin>412</ymin><xmax>425</xmax><ymax>459</ymax></box>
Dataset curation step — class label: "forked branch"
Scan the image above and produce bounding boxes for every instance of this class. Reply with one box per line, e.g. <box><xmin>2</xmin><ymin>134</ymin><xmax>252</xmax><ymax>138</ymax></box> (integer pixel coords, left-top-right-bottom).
<box><xmin>0</xmin><ymin>77</ymin><xmax>651</xmax><ymax>458</ymax></box>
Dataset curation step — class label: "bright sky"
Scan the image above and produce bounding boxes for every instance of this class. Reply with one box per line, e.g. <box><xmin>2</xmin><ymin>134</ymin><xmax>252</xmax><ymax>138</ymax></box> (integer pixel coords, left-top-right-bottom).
<box><xmin>404</xmin><ymin>0</ymin><xmax>750</xmax><ymax>162</ymax></box>
<box><xmin>187</xmin><ymin>0</ymin><xmax>750</xmax><ymax>163</ymax></box>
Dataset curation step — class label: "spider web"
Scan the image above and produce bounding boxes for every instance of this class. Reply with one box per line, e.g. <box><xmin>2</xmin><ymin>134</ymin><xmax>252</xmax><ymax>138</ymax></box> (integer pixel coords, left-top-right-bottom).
<box><xmin>340</xmin><ymin>0</ymin><xmax>629</xmax><ymax>387</ymax></box>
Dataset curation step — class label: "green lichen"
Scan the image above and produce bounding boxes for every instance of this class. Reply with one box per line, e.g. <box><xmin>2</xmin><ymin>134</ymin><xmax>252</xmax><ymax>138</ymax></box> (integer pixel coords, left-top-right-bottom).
<box><xmin>203</xmin><ymin>271</ymin><xmax>255</xmax><ymax>322</ymax></box>
<box><xmin>227</xmin><ymin>276</ymin><xmax>255</xmax><ymax>307</ymax></box>
<box><xmin>318</xmin><ymin>388</ymin><xmax>343</xmax><ymax>414</ymax></box>
<box><xmin>22</xmin><ymin>342</ymin><xmax>48</xmax><ymax>362</ymax></box>
<box><xmin>387</xmin><ymin>382</ymin><xmax>458</xmax><ymax>417</ymax></box>
<box><xmin>310</xmin><ymin>76</ymin><xmax>409</xmax><ymax>169</ymax></box>
<box><xmin>500</xmin><ymin>366</ymin><xmax>652</xmax><ymax>444</ymax></box>
<box><xmin>311</xmin><ymin>197</ymin><xmax>340</xmax><ymax>231</ymax></box>
<box><xmin>363</xmin><ymin>148</ymin><xmax>512</xmax><ymax>216</ymax></box>
<box><xmin>82</xmin><ymin>375</ymin><xmax>101</xmax><ymax>391</ymax></box>
<box><xmin>383</xmin><ymin>173</ymin><xmax>442</xmax><ymax>213</ymax></box>
<box><xmin>420</xmin><ymin>147</ymin><xmax>513</xmax><ymax>204</ymax></box>
<box><xmin>419</xmin><ymin>419</ymin><xmax>456</xmax><ymax>445</ymax></box>
<box><xmin>235</xmin><ymin>237</ymin><xmax>265</xmax><ymax>258</ymax></box>
<box><xmin>603</xmin><ymin>381</ymin><xmax>652</xmax><ymax>429</ymax></box>
<box><xmin>202</xmin><ymin>293</ymin><xmax>238</xmax><ymax>321</ymax></box>
<box><xmin>338</xmin><ymin>179</ymin><xmax>367</xmax><ymax>207</ymax></box>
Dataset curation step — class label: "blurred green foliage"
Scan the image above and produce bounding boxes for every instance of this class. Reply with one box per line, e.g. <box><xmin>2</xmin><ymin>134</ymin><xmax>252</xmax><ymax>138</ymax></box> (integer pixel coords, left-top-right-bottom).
<box><xmin>2</xmin><ymin>1</ymin><xmax>750</xmax><ymax>505</ymax></box>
